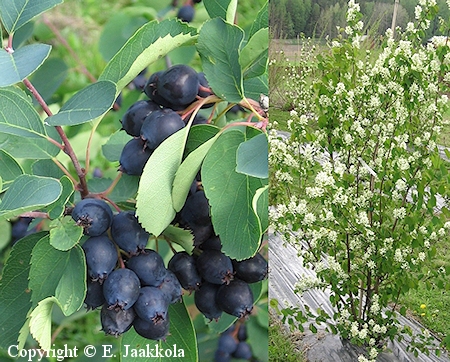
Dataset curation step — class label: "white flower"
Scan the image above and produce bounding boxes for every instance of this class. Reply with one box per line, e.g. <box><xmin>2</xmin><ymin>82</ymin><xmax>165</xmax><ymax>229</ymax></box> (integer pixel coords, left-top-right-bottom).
<box><xmin>395</xmin><ymin>179</ymin><xmax>407</xmax><ymax>192</ymax></box>
<box><xmin>415</xmin><ymin>5</ymin><xmax>422</xmax><ymax>19</ymax></box>
<box><xmin>303</xmin><ymin>212</ymin><xmax>316</xmax><ymax>225</ymax></box>
<box><xmin>393</xmin><ymin>207</ymin><xmax>406</xmax><ymax>220</ymax></box>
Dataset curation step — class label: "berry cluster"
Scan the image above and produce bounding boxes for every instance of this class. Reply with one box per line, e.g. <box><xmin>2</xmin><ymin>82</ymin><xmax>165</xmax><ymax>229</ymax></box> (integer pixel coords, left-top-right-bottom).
<box><xmin>72</xmin><ymin>198</ymin><xmax>182</xmax><ymax>340</ymax></box>
<box><xmin>215</xmin><ymin>322</ymin><xmax>258</xmax><ymax>362</ymax></box>
<box><xmin>118</xmin><ymin>64</ymin><xmax>211</xmax><ymax>176</ymax></box>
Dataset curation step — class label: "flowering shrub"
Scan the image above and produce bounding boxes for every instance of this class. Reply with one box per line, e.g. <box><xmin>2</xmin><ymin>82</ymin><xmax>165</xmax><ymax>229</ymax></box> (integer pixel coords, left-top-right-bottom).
<box><xmin>269</xmin><ymin>0</ymin><xmax>450</xmax><ymax>359</ymax></box>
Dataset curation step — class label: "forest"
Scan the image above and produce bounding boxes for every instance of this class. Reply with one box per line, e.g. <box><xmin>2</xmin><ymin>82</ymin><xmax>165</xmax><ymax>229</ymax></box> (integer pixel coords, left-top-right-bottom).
<box><xmin>269</xmin><ymin>0</ymin><xmax>450</xmax><ymax>39</ymax></box>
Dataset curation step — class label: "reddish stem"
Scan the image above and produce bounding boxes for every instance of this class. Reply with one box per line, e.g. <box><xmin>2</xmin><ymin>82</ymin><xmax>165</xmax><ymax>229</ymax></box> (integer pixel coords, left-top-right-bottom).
<box><xmin>22</xmin><ymin>78</ymin><xmax>89</xmax><ymax>197</ymax></box>
<box><xmin>102</xmin><ymin>196</ymin><xmax>121</xmax><ymax>213</ymax></box>
<box><xmin>19</xmin><ymin>211</ymin><xmax>50</xmax><ymax>219</ymax></box>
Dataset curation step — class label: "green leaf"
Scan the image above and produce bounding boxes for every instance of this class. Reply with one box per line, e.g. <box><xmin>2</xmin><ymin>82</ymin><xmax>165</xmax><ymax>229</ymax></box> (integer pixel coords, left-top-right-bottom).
<box><xmin>29</xmin><ymin>235</ymin><xmax>69</xmax><ymax>307</ymax></box>
<box><xmin>136</xmin><ymin>127</ymin><xmax>190</xmax><ymax>237</ymax></box>
<box><xmin>161</xmin><ymin>225</ymin><xmax>194</xmax><ymax>253</ymax></box>
<box><xmin>29</xmin><ymin>296</ymin><xmax>57</xmax><ymax>351</ymax></box>
<box><xmin>45</xmin><ymin>175</ymin><xmax>75</xmax><ymax>219</ymax></box>
<box><xmin>102</xmin><ymin>130</ymin><xmax>132</xmax><ymax>162</ymax></box>
<box><xmin>239</xmin><ymin>28</ymin><xmax>268</xmax><ymax>79</ymax></box>
<box><xmin>202</xmin><ymin>129</ymin><xmax>265</xmax><ymax>260</ymax></box>
<box><xmin>55</xmin><ymin>245</ymin><xmax>86</xmax><ymax>315</ymax></box>
<box><xmin>46</xmin><ymin>80</ymin><xmax>117</xmax><ymax>126</ymax></box>
<box><xmin>29</xmin><ymin>236</ymin><xmax>86</xmax><ymax>316</ymax></box>
<box><xmin>236</xmin><ymin>132</ymin><xmax>268</xmax><ymax>178</ymax></box>
<box><xmin>0</xmin><ymin>175</ymin><xmax>62</xmax><ymax>221</ymax></box>
<box><xmin>0</xmin><ymin>0</ymin><xmax>63</xmax><ymax>33</ymax></box>
<box><xmin>185</xmin><ymin>124</ymin><xmax>220</xmax><ymax>155</ymax></box>
<box><xmin>243</xmin><ymin>73</ymin><xmax>268</xmax><ymax>99</ymax></box>
<box><xmin>0</xmin><ymin>128</ymin><xmax>61</xmax><ymax>159</ymax></box>
<box><xmin>0</xmin><ymin>44</ymin><xmax>51</xmax><ymax>87</ymax></box>
<box><xmin>88</xmin><ymin>175</ymin><xmax>139</xmax><ymax>203</ymax></box>
<box><xmin>249</xmin><ymin>1</ymin><xmax>268</xmax><ymax>39</ymax></box>
<box><xmin>0</xmin><ymin>86</ymin><xmax>48</xmax><ymax>138</ymax></box>
<box><xmin>197</xmin><ymin>18</ymin><xmax>244</xmax><ymax>103</ymax></box>
<box><xmin>99</xmin><ymin>19</ymin><xmax>197</xmax><ymax>93</ymax></box>
<box><xmin>49</xmin><ymin>216</ymin><xmax>83</xmax><ymax>251</ymax></box>
<box><xmin>253</xmin><ymin>185</ymin><xmax>268</xmax><ymax>234</ymax></box>
<box><xmin>203</xmin><ymin>0</ymin><xmax>237</xmax><ymax>23</ymax></box>
<box><xmin>0</xmin><ymin>149</ymin><xmax>24</xmax><ymax>191</ymax></box>
<box><xmin>32</xmin><ymin>159</ymin><xmax>65</xmax><ymax>179</ymax></box>
<box><xmin>121</xmin><ymin>302</ymin><xmax>197</xmax><ymax>362</ymax></box>
<box><xmin>172</xmin><ymin>135</ymin><xmax>219</xmax><ymax>212</ymax></box>
<box><xmin>28</xmin><ymin>57</ymin><xmax>68</xmax><ymax>104</ymax></box>
<box><xmin>0</xmin><ymin>232</ymin><xmax>46</xmax><ymax>349</ymax></box>
<box><xmin>0</xmin><ymin>219</ymin><xmax>11</xmax><ymax>251</ymax></box>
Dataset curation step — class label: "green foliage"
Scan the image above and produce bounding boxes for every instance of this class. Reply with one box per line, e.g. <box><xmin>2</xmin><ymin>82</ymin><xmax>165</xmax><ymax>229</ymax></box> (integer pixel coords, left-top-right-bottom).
<box><xmin>0</xmin><ymin>0</ymin><xmax>268</xmax><ymax>360</ymax></box>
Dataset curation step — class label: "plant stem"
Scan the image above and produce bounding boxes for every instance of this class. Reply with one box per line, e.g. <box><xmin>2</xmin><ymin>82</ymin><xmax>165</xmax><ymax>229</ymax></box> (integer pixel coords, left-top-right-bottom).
<box><xmin>19</xmin><ymin>211</ymin><xmax>50</xmax><ymax>219</ymax></box>
<box><xmin>91</xmin><ymin>172</ymin><xmax>123</xmax><ymax>197</ymax></box>
<box><xmin>22</xmin><ymin>78</ymin><xmax>90</xmax><ymax>197</ymax></box>
<box><xmin>52</xmin><ymin>157</ymin><xmax>79</xmax><ymax>185</ymax></box>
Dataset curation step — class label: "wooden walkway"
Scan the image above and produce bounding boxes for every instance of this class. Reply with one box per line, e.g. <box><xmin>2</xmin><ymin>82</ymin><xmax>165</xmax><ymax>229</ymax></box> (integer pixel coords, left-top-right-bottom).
<box><xmin>269</xmin><ymin>232</ymin><xmax>450</xmax><ymax>362</ymax></box>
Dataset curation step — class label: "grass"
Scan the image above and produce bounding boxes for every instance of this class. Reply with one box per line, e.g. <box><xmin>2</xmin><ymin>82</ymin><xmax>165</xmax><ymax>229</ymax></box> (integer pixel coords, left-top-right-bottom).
<box><xmin>269</xmin><ymin>311</ymin><xmax>305</xmax><ymax>362</ymax></box>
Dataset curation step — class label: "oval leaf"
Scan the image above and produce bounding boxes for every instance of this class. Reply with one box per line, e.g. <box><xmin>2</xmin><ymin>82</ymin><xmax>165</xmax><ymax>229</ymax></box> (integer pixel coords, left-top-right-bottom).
<box><xmin>29</xmin><ymin>296</ymin><xmax>58</xmax><ymax>351</ymax></box>
<box><xmin>236</xmin><ymin>132</ymin><xmax>268</xmax><ymax>178</ymax></box>
<box><xmin>196</xmin><ymin>18</ymin><xmax>244</xmax><ymax>103</ymax></box>
<box><xmin>0</xmin><ymin>232</ymin><xmax>46</xmax><ymax>349</ymax></box>
<box><xmin>0</xmin><ymin>44</ymin><xmax>51</xmax><ymax>87</ymax></box>
<box><xmin>202</xmin><ymin>129</ymin><xmax>265</xmax><ymax>260</ymax></box>
<box><xmin>99</xmin><ymin>19</ymin><xmax>197</xmax><ymax>93</ymax></box>
<box><xmin>136</xmin><ymin>127</ymin><xmax>190</xmax><ymax>236</ymax></box>
<box><xmin>0</xmin><ymin>175</ymin><xmax>62</xmax><ymax>221</ymax></box>
<box><xmin>0</xmin><ymin>0</ymin><xmax>63</xmax><ymax>33</ymax></box>
<box><xmin>172</xmin><ymin>135</ymin><xmax>219</xmax><ymax>212</ymax></box>
<box><xmin>49</xmin><ymin>216</ymin><xmax>83</xmax><ymax>251</ymax></box>
<box><xmin>203</xmin><ymin>0</ymin><xmax>238</xmax><ymax>23</ymax></box>
<box><xmin>0</xmin><ymin>86</ymin><xmax>48</xmax><ymax>138</ymax></box>
<box><xmin>46</xmin><ymin>80</ymin><xmax>117</xmax><ymax>126</ymax></box>
<box><xmin>0</xmin><ymin>149</ymin><xmax>24</xmax><ymax>191</ymax></box>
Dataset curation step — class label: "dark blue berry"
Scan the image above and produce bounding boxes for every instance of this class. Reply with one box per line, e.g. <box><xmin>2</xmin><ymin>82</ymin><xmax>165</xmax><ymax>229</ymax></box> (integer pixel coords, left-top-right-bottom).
<box><xmin>168</xmin><ymin>251</ymin><xmax>201</xmax><ymax>292</ymax></box>
<box><xmin>217</xmin><ymin>333</ymin><xmax>238</xmax><ymax>354</ymax></box>
<box><xmin>111</xmin><ymin>211</ymin><xmax>149</xmax><ymax>255</ymax></box>
<box><xmin>194</xmin><ymin>281</ymin><xmax>222</xmax><ymax>321</ymax></box>
<box><xmin>156</xmin><ymin>64</ymin><xmax>199</xmax><ymax>107</ymax></box>
<box><xmin>196</xmin><ymin>249</ymin><xmax>234</xmax><ymax>285</ymax></box>
<box><xmin>232</xmin><ymin>253</ymin><xmax>268</xmax><ymax>283</ymax></box>
<box><xmin>84</xmin><ymin>279</ymin><xmax>105</xmax><ymax>310</ymax></box>
<box><xmin>232</xmin><ymin>341</ymin><xmax>252</xmax><ymax>360</ymax></box>
<box><xmin>100</xmin><ymin>303</ymin><xmax>135</xmax><ymax>337</ymax></box>
<box><xmin>216</xmin><ymin>279</ymin><xmax>254</xmax><ymax>318</ymax></box>
<box><xmin>158</xmin><ymin>269</ymin><xmax>183</xmax><ymax>304</ymax></box>
<box><xmin>103</xmin><ymin>268</ymin><xmax>141</xmax><ymax>310</ymax></box>
<box><xmin>121</xmin><ymin>100</ymin><xmax>160</xmax><ymax>137</ymax></box>
<box><xmin>126</xmin><ymin>249</ymin><xmax>167</xmax><ymax>287</ymax></box>
<box><xmin>82</xmin><ymin>235</ymin><xmax>118</xmax><ymax>283</ymax></box>
<box><xmin>140</xmin><ymin>108</ymin><xmax>185</xmax><ymax>150</ymax></box>
<box><xmin>72</xmin><ymin>198</ymin><xmax>113</xmax><ymax>236</ymax></box>
<box><xmin>177</xmin><ymin>5</ymin><xmax>195</xmax><ymax>22</ymax></box>
<box><xmin>134</xmin><ymin>286</ymin><xmax>170</xmax><ymax>323</ymax></box>
<box><xmin>119</xmin><ymin>138</ymin><xmax>153</xmax><ymax>176</ymax></box>
<box><xmin>133</xmin><ymin>314</ymin><xmax>170</xmax><ymax>341</ymax></box>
